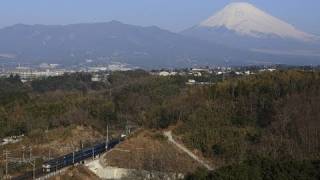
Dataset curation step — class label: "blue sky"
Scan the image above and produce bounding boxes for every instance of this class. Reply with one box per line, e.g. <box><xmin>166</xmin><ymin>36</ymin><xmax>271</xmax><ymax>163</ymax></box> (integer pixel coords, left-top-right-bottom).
<box><xmin>0</xmin><ymin>0</ymin><xmax>319</xmax><ymax>35</ymax></box>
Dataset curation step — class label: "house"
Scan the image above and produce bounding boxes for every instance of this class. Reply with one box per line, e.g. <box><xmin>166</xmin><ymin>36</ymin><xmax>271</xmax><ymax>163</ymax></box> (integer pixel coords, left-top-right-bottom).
<box><xmin>186</xmin><ymin>79</ymin><xmax>196</xmax><ymax>85</ymax></box>
<box><xmin>159</xmin><ymin>71</ymin><xmax>170</xmax><ymax>76</ymax></box>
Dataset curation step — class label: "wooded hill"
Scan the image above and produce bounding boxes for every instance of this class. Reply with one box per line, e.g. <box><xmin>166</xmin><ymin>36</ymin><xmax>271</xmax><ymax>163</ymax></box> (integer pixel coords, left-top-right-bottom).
<box><xmin>0</xmin><ymin>69</ymin><xmax>319</xmax><ymax>179</ymax></box>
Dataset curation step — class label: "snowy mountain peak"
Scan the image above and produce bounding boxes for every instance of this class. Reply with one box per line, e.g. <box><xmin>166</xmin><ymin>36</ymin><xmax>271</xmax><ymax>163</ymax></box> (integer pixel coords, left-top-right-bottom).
<box><xmin>199</xmin><ymin>2</ymin><xmax>316</xmax><ymax>41</ymax></box>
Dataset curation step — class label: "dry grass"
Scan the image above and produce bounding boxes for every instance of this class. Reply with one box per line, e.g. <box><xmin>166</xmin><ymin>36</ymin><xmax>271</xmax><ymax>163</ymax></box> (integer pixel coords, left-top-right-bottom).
<box><xmin>49</xmin><ymin>166</ymin><xmax>100</xmax><ymax>180</ymax></box>
<box><xmin>103</xmin><ymin>130</ymin><xmax>201</xmax><ymax>174</ymax></box>
<box><xmin>0</xmin><ymin>126</ymin><xmax>103</xmax><ymax>157</ymax></box>
<box><xmin>34</xmin><ymin>126</ymin><xmax>104</xmax><ymax>156</ymax></box>
<box><xmin>0</xmin><ymin>125</ymin><xmax>104</xmax><ymax>178</ymax></box>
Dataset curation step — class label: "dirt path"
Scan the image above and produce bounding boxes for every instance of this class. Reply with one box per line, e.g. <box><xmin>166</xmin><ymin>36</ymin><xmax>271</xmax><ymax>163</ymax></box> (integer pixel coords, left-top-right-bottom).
<box><xmin>164</xmin><ymin>131</ymin><xmax>213</xmax><ymax>171</ymax></box>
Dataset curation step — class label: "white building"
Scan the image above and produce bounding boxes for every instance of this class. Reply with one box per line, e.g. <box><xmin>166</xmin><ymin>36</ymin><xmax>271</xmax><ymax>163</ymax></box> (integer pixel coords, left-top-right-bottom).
<box><xmin>186</xmin><ymin>79</ymin><xmax>196</xmax><ymax>85</ymax></box>
<box><xmin>159</xmin><ymin>71</ymin><xmax>170</xmax><ymax>76</ymax></box>
<box><xmin>8</xmin><ymin>67</ymin><xmax>65</xmax><ymax>82</ymax></box>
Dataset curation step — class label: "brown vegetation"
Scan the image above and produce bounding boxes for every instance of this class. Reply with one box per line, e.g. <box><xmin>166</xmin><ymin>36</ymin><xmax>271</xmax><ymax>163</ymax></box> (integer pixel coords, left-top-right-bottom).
<box><xmin>103</xmin><ymin>130</ymin><xmax>201</xmax><ymax>173</ymax></box>
<box><xmin>49</xmin><ymin>166</ymin><xmax>99</xmax><ymax>180</ymax></box>
<box><xmin>1</xmin><ymin>126</ymin><xmax>103</xmax><ymax>158</ymax></box>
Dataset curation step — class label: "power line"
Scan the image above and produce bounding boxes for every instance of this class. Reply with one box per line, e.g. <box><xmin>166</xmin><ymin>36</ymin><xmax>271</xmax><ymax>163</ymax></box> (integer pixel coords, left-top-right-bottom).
<box><xmin>2</xmin><ymin>146</ymin><xmax>36</xmax><ymax>179</ymax></box>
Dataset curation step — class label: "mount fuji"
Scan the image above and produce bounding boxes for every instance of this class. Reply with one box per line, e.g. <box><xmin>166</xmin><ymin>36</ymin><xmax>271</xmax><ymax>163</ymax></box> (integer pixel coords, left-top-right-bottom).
<box><xmin>182</xmin><ymin>2</ymin><xmax>320</xmax><ymax>57</ymax></box>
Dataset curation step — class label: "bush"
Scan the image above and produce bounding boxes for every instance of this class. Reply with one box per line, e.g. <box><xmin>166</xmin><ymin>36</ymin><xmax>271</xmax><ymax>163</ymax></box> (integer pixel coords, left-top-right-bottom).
<box><xmin>185</xmin><ymin>157</ymin><xmax>320</xmax><ymax>180</ymax></box>
<box><xmin>212</xmin><ymin>144</ymin><xmax>224</xmax><ymax>156</ymax></box>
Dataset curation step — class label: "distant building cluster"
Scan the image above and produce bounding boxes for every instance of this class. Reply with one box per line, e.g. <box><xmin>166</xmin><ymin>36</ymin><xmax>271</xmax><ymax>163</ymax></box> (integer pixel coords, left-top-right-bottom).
<box><xmin>0</xmin><ymin>65</ymin><xmax>66</xmax><ymax>82</ymax></box>
<box><xmin>151</xmin><ymin>66</ymin><xmax>280</xmax><ymax>86</ymax></box>
<box><xmin>0</xmin><ymin>62</ymin><xmax>135</xmax><ymax>83</ymax></box>
<box><xmin>13</xmin><ymin>68</ymin><xmax>65</xmax><ymax>83</ymax></box>
<box><xmin>1</xmin><ymin>62</ymin><xmax>308</xmax><ymax>85</ymax></box>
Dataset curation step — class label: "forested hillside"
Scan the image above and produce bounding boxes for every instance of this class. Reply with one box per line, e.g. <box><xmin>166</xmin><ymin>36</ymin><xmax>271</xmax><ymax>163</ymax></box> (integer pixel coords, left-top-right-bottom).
<box><xmin>0</xmin><ymin>70</ymin><xmax>319</xmax><ymax>179</ymax></box>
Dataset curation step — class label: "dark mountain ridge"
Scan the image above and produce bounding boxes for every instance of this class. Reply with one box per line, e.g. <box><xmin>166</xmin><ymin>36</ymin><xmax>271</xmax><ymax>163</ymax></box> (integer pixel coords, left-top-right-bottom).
<box><xmin>0</xmin><ymin>21</ymin><xmax>319</xmax><ymax>67</ymax></box>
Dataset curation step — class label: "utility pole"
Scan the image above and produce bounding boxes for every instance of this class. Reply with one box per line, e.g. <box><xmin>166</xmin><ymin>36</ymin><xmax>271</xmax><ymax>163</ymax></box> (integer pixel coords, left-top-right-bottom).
<box><xmin>92</xmin><ymin>148</ymin><xmax>95</xmax><ymax>160</ymax></box>
<box><xmin>126</xmin><ymin>120</ymin><xmax>129</xmax><ymax>135</ymax></box>
<box><xmin>29</xmin><ymin>147</ymin><xmax>32</xmax><ymax>161</ymax></box>
<box><xmin>33</xmin><ymin>160</ymin><xmax>35</xmax><ymax>180</ymax></box>
<box><xmin>80</xmin><ymin>140</ymin><xmax>84</xmax><ymax>150</ymax></box>
<box><xmin>106</xmin><ymin>124</ymin><xmax>109</xmax><ymax>149</ymax></box>
<box><xmin>80</xmin><ymin>141</ymin><xmax>84</xmax><ymax>164</ymax></box>
<box><xmin>73</xmin><ymin>151</ymin><xmax>75</xmax><ymax>164</ymax></box>
<box><xmin>22</xmin><ymin>146</ymin><xmax>25</xmax><ymax>162</ymax></box>
<box><xmin>3</xmin><ymin>150</ymin><xmax>9</xmax><ymax>179</ymax></box>
<box><xmin>28</xmin><ymin>159</ymin><xmax>36</xmax><ymax>180</ymax></box>
<box><xmin>48</xmin><ymin>149</ymin><xmax>51</xmax><ymax>161</ymax></box>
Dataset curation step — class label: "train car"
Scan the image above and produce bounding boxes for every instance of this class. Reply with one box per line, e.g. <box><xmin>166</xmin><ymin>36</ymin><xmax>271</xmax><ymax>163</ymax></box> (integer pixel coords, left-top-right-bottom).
<box><xmin>106</xmin><ymin>139</ymin><xmax>120</xmax><ymax>150</ymax></box>
<box><xmin>42</xmin><ymin>138</ymin><xmax>122</xmax><ymax>173</ymax></box>
<box><xmin>42</xmin><ymin>141</ymin><xmax>117</xmax><ymax>172</ymax></box>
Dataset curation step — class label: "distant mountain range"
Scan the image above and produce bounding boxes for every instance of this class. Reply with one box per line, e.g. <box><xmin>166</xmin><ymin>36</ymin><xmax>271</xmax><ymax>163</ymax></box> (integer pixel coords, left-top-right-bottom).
<box><xmin>0</xmin><ymin>3</ymin><xmax>319</xmax><ymax>68</ymax></box>
<box><xmin>0</xmin><ymin>21</ymin><xmax>250</xmax><ymax>68</ymax></box>
<box><xmin>182</xmin><ymin>2</ymin><xmax>320</xmax><ymax>58</ymax></box>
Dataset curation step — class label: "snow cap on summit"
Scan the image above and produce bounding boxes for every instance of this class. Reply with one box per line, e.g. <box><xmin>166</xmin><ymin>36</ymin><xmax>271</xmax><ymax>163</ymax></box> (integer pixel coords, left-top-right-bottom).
<box><xmin>199</xmin><ymin>2</ymin><xmax>316</xmax><ymax>41</ymax></box>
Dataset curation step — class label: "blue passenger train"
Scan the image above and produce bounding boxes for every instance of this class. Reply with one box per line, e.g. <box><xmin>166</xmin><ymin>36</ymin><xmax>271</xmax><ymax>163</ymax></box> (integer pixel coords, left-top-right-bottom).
<box><xmin>42</xmin><ymin>138</ymin><xmax>121</xmax><ymax>172</ymax></box>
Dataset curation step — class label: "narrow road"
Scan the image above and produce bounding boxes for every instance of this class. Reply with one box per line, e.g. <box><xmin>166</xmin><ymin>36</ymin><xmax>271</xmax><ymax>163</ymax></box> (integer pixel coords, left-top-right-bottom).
<box><xmin>164</xmin><ymin>131</ymin><xmax>213</xmax><ymax>171</ymax></box>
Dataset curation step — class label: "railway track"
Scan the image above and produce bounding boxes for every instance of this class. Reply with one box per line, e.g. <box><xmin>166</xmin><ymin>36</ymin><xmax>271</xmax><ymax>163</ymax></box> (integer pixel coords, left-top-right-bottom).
<box><xmin>11</xmin><ymin>138</ymin><xmax>122</xmax><ymax>180</ymax></box>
